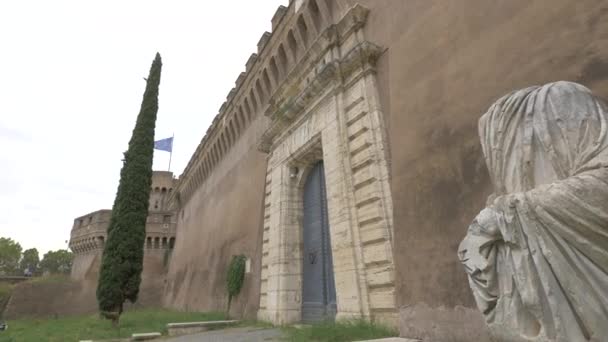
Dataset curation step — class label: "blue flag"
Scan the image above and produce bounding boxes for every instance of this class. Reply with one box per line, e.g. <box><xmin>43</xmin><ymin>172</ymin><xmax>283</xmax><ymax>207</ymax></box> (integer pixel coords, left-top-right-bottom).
<box><xmin>154</xmin><ymin>137</ymin><xmax>173</xmax><ymax>152</ymax></box>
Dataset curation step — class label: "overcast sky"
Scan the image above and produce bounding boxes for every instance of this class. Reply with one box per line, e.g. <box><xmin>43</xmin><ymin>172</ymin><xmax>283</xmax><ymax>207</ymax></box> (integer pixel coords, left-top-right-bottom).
<box><xmin>0</xmin><ymin>0</ymin><xmax>286</xmax><ymax>255</ymax></box>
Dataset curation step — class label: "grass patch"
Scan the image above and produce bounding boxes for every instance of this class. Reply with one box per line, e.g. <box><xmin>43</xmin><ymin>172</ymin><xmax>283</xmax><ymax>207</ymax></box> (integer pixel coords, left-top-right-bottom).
<box><xmin>0</xmin><ymin>309</ymin><xmax>226</xmax><ymax>342</ymax></box>
<box><xmin>26</xmin><ymin>275</ymin><xmax>70</xmax><ymax>284</ymax></box>
<box><xmin>0</xmin><ymin>283</ymin><xmax>14</xmax><ymax>320</ymax></box>
<box><xmin>236</xmin><ymin>319</ymin><xmax>275</xmax><ymax>329</ymax></box>
<box><xmin>283</xmin><ymin>320</ymin><xmax>398</xmax><ymax>342</ymax></box>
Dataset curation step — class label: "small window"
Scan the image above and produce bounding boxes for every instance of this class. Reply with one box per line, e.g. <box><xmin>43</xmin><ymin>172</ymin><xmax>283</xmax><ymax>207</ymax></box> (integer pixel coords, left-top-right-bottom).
<box><xmin>154</xmin><ymin>200</ymin><xmax>159</xmax><ymax>209</ymax></box>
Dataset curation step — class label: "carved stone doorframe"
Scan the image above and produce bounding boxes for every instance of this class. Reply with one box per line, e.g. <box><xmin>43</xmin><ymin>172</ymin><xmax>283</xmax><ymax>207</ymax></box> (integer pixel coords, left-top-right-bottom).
<box><xmin>257</xmin><ymin>4</ymin><xmax>397</xmax><ymax>326</ymax></box>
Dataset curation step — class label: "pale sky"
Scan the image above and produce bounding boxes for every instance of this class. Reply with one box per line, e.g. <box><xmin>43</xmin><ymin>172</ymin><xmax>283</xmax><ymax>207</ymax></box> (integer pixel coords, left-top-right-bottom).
<box><xmin>0</xmin><ymin>0</ymin><xmax>286</xmax><ymax>254</ymax></box>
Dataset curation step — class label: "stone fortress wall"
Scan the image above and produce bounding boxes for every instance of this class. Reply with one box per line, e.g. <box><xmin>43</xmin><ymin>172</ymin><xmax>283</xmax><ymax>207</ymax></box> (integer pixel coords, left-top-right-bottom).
<box><xmin>344</xmin><ymin>0</ymin><xmax>608</xmax><ymax>340</ymax></box>
<box><xmin>162</xmin><ymin>0</ymin><xmax>608</xmax><ymax>340</ymax></box>
<box><xmin>161</xmin><ymin>0</ymin><xmax>374</xmax><ymax>320</ymax></box>
<box><xmin>68</xmin><ymin>171</ymin><xmax>178</xmax><ymax>309</ymax></box>
<box><xmin>61</xmin><ymin>0</ymin><xmax>608</xmax><ymax>340</ymax></box>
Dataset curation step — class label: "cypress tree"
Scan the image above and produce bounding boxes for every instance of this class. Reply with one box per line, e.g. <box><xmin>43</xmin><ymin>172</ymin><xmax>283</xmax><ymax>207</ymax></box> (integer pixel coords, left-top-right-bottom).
<box><xmin>97</xmin><ymin>53</ymin><xmax>162</xmax><ymax>324</ymax></box>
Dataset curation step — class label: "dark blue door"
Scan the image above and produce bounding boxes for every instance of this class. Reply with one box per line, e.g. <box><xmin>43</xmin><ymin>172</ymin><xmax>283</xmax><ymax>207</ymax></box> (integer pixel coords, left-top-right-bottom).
<box><xmin>302</xmin><ymin>161</ymin><xmax>337</xmax><ymax>322</ymax></box>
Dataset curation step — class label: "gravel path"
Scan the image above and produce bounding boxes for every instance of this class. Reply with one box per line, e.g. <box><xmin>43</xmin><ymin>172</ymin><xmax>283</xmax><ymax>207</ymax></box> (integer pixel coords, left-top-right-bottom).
<box><xmin>164</xmin><ymin>326</ymin><xmax>284</xmax><ymax>342</ymax></box>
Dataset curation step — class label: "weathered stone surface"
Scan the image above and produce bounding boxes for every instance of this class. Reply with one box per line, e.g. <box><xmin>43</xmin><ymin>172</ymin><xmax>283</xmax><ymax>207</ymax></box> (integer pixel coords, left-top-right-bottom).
<box><xmin>399</xmin><ymin>303</ymin><xmax>491</xmax><ymax>342</ymax></box>
<box><xmin>355</xmin><ymin>338</ymin><xmax>420</xmax><ymax>342</ymax></box>
<box><xmin>257</xmin><ymin>4</ymin><xmax>396</xmax><ymax>326</ymax></box>
<box><xmin>131</xmin><ymin>332</ymin><xmax>161</xmax><ymax>341</ymax></box>
<box><xmin>458</xmin><ymin>81</ymin><xmax>608</xmax><ymax>341</ymax></box>
<box><xmin>167</xmin><ymin>320</ymin><xmax>239</xmax><ymax>336</ymax></box>
<box><xmin>61</xmin><ymin>171</ymin><xmax>177</xmax><ymax>318</ymax></box>
<box><xmin>164</xmin><ymin>327</ymin><xmax>283</xmax><ymax>342</ymax></box>
<box><xmin>57</xmin><ymin>1</ymin><xmax>607</xmax><ymax>340</ymax></box>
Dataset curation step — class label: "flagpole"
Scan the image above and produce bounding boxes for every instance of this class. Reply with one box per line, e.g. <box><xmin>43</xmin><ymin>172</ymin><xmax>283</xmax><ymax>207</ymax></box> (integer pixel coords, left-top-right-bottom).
<box><xmin>168</xmin><ymin>133</ymin><xmax>174</xmax><ymax>172</ymax></box>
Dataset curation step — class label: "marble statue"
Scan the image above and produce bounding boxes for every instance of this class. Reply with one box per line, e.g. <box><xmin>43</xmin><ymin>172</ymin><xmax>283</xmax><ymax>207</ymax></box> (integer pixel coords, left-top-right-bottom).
<box><xmin>458</xmin><ymin>81</ymin><xmax>608</xmax><ymax>342</ymax></box>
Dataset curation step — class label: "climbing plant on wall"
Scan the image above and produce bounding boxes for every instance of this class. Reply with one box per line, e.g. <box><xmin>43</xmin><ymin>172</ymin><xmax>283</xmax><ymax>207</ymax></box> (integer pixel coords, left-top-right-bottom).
<box><xmin>226</xmin><ymin>254</ymin><xmax>247</xmax><ymax>313</ymax></box>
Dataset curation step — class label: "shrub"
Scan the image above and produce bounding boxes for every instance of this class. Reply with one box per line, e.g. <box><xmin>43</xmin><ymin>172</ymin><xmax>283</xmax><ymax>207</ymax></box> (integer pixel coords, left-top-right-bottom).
<box><xmin>226</xmin><ymin>254</ymin><xmax>247</xmax><ymax>313</ymax></box>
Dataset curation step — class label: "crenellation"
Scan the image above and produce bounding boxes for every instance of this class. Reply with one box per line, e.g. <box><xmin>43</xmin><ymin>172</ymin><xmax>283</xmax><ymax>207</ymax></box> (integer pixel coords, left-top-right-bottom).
<box><xmin>69</xmin><ymin>171</ymin><xmax>178</xmax><ymax>286</ymax></box>
<box><xmin>170</xmin><ymin>0</ymin><xmax>334</xmax><ymax>209</ymax></box>
<box><xmin>271</xmin><ymin>5</ymin><xmax>288</xmax><ymax>31</ymax></box>
<box><xmin>257</xmin><ymin>32</ymin><xmax>272</xmax><ymax>54</ymax></box>
<box><xmin>227</xmin><ymin>88</ymin><xmax>237</xmax><ymax>103</ymax></box>
<box><xmin>246</xmin><ymin>53</ymin><xmax>258</xmax><ymax>72</ymax></box>
<box><xmin>219</xmin><ymin>101</ymin><xmax>228</xmax><ymax>115</ymax></box>
<box><xmin>235</xmin><ymin>72</ymin><xmax>246</xmax><ymax>89</ymax></box>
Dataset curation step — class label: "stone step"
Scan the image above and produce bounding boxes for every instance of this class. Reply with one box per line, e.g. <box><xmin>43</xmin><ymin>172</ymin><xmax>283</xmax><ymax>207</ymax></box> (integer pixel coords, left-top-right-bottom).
<box><xmin>167</xmin><ymin>320</ymin><xmax>240</xmax><ymax>336</ymax></box>
<box><xmin>353</xmin><ymin>338</ymin><xmax>421</xmax><ymax>342</ymax></box>
<box><xmin>131</xmin><ymin>332</ymin><xmax>162</xmax><ymax>340</ymax></box>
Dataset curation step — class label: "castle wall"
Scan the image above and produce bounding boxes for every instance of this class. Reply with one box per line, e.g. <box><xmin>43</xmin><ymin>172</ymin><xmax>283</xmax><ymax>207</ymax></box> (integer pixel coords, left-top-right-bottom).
<box><xmin>339</xmin><ymin>0</ymin><xmax>608</xmax><ymax>340</ymax></box>
<box><xmin>162</xmin><ymin>114</ymin><xmax>268</xmax><ymax>317</ymax></box>
<box><xmin>4</xmin><ymin>251</ymin><xmax>167</xmax><ymax>319</ymax></box>
<box><xmin>63</xmin><ymin>171</ymin><xmax>177</xmax><ymax>318</ymax></box>
<box><xmin>149</xmin><ymin>171</ymin><xmax>175</xmax><ymax>211</ymax></box>
<box><xmin>67</xmin><ymin>245</ymin><xmax>171</xmax><ymax>311</ymax></box>
<box><xmin>70</xmin><ymin>249</ymin><xmax>100</xmax><ymax>281</ymax></box>
<box><xmin>55</xmin><ymin>0</ymin><xmax>605</xmax><ymax>337</ymax></box>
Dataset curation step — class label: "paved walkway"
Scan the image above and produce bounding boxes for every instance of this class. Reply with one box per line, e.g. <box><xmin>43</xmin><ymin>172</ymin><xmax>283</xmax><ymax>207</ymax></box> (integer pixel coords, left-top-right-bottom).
<box><xmin>164</xmin><ymin>326</ymin><xmax>284</xmax><ymax>342</ymax></box>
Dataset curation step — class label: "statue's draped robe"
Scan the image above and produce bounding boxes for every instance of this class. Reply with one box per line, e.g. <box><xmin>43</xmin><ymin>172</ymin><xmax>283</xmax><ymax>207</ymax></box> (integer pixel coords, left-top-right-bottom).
<box><xmin>458</xmin><ymin>82</ymin><xmax>608</xmax><ymax>342</ymax></box>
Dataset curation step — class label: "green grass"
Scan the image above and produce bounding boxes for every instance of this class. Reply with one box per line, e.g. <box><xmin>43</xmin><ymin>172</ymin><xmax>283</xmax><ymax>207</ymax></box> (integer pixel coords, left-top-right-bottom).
<box><xmin>0</xmin><ymin>309</ymin><xmax>226</xmax><ymax>342</ymax></box>
<box><xmin>26</xmin><ymin>275</ymin><xmax>70</xmax><ymax>284</ymax></box>
<box><xmin>0</xmin><ymin>283</ymin><xmax>14</xmax><ymax>320</ymax></box>
<box><xmin>236</xmin><ymin>319</ymin><xmax>275</xmax><ymax>329</ymax></box>
<box><xmin>282</xmin><ymin>320</ymin><xmax>398</xmax><ymax>342</ymax></box>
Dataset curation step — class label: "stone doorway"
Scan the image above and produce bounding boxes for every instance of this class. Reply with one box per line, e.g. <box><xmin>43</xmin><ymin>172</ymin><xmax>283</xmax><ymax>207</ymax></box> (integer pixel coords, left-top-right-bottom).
<box><xmin>301</xmin><ymin>160</ymin><xmax>337</xmax><ymax>323</ymax></box>
<box><xmin>257</xmin><ymin>6</ymin><xmax>398</xmax><ymax>324</ymax></box>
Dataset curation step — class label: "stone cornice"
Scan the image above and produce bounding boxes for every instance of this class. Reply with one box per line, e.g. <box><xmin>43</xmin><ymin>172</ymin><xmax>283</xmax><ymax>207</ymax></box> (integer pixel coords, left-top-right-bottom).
<box><xmin>263</xmin><ymin>5</ymin><xmax>370</xmax><ymax>120</ymax></box>
<box><xmin>258</xmin><ymin>5</ymin><xmax>380</xmax><ymax>153</ymax></box>
<box><xmin>73</xmin><ymin>209</ymin><xmax>111</xmax><ymax>221</ymax></box>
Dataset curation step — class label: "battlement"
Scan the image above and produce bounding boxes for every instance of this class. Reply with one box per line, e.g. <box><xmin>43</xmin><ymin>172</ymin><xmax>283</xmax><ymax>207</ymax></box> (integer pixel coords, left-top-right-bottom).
<box><xmin>69</xmin><ymin>209</ymin><xmax>111</xmax><ymax>254</ymax></box>
<box><xmin>152</xmin><ymin>171</ymin><xmax>177</xmax><ymax>191</ymax></box>
<box><xmin>69</xmin><ymin>210</ymin><xmax>177</xmax><ymax>254</ymax></box>
<box><xmin>69</xmin><ymin>171</ymin><xmax>178</xmax><ymax>255</ymax></box>
<box><xmin>71</xmin><ymin>209</ymin><xmax>112</xmax><ymax>232</ymax></box>
<box><xmin>150</xmin><ymin>171</ymin><xmax>177</xmax><ymax>211</ymax></box>
<box><xmin>170</xmin><ymin>0</ymin><xmax>339</xmax><ymax>208</ymax></box>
